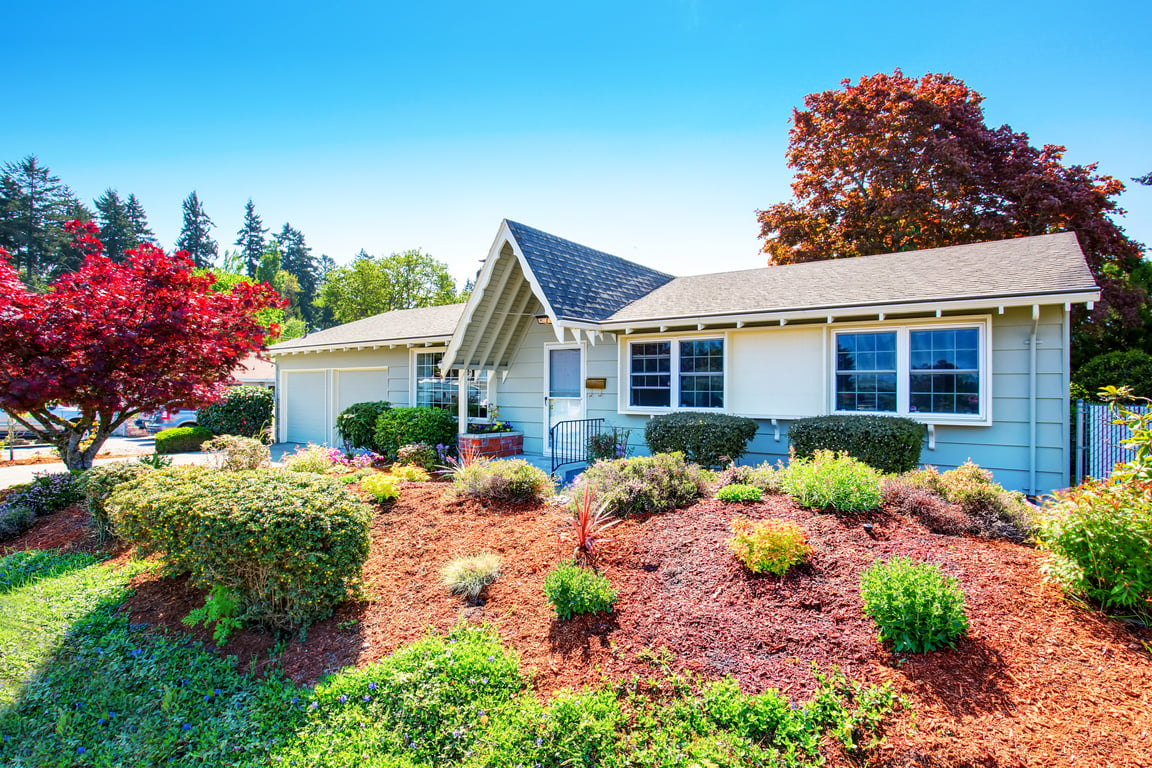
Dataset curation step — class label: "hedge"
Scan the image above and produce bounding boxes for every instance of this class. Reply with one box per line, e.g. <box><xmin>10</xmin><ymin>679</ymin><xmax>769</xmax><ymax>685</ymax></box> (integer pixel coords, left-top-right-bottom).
<box><xmin>154</xmin><ymin>426</ymin><xmax>214</xmax><ymax>454</ymax></box>
<box><xmin>788</xmin><ymin>415</ymin><xmax>924</xmax><ymax>475</ymax></box>
<box><xmin>197</xmin><ymin>385</ymin><xmax>275</xmax><ymax>439</ymax></box>
<box><xmin>337</xmin><ymin>401</ymin><xmax>392</xmax><ymax>451</ymax></box>
<box><xmin>374</xmin><ymin>407</ymin><xmax>457</xmax><ymax>460</ymax></box>
<box><xmin>643</xmin><ymin>412</ymin><xmax>759</xmax><ymax>469</ymax></box>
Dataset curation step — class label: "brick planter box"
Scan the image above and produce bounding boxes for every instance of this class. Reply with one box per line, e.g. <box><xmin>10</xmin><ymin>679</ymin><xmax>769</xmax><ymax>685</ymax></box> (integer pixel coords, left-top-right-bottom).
<box><xmin>458</xmin><ymin>431</ymin><xmax>523</xmax><ymax>459</ymax></box>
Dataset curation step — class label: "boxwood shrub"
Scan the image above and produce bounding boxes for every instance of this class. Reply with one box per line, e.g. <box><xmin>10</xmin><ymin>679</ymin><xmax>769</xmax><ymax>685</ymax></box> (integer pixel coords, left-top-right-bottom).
<box><xmin>108</xmin><ymin>466</ymin><xmax>372</xmax><ymax>630</ymax></box>
<box><xmin>196</xmin><ymin>385</ymin><xmax>274</xmax><ymax>439</ymax></box>
<box><xmin>337</xmin><ymin>400</ymin><xmax>392</xmax><ymax>451</ymax></box>
<box><xmin>644</xmin><ymin>412</ymin><xmax>759</xmax><ymax>469</ymax></box>
<box><xmin>75</xmin><ymin>461</ymin><xmax>153</xmax><ymax>541</ymax></box>
<box><xmin>575</xmin><ymin>452</ymin><xmax>708</xmax><ymax>517</ymax></box>
<box><xmin>374</xmin><ymin>407</ymin><xmax>457</xmax><ymax>460</ymax></box>
<box><xmin>788</xmin><ymin>415</ymin><xmax>925</xmax><ymax>474</ymax></box>
<box><xmin>154</xmin><ymin>425</ymin><xmax>214</xmax><ymax>454</ymax></box>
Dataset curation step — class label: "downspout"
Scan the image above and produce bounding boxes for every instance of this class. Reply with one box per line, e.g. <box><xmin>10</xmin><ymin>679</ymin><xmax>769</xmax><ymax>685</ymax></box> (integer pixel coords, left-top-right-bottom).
<box><xmin>1029</xmin><ymin>305</ymin><xmax>1040</xmax><ymax>496</ymax></box>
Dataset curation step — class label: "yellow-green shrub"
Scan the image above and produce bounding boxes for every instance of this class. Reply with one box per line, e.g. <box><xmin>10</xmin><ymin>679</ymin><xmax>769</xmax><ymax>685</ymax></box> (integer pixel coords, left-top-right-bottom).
<box><xmin>728</xmin><ymin>518</ymin><xmax>811</xmax><ymax>575</ymax></box>
<box><xmin>361</xmin><ymin>473</ymin><xmax>400</xmax><ymax>503</ymax></box>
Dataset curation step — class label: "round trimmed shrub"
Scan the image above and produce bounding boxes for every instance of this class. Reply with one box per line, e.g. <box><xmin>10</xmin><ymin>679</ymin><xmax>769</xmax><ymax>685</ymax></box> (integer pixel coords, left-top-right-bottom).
<box><xmin>575</xmin><ymin>452</ymin><xmax>708</xmax><ymax>517</ymax></box>
<box><xmin>197</xmin><ymin>385</ymin><xmax>275</xmax><ymax>439</ymax></box>
<box><xmin>155</xmin><ymin>425</ymin><xmax>214</xmax><ymax>454</ymax></box>
<box><xmin>788</xmin><ymin>415</ymin><xmax>925</xmax><ymax>475</ymax></box>
<box><xmin>374</xmin><ymin>407</ymin><xmax>457</xmax><ymax>460</ymax></box>
<box><xmin>75</xmin><ymin>461</ymin><xmax>153</xmax><ymax>541</ymax></box>
<box><xmin>644</xmin><ymin>412</ymin><xmax>759</xmax><ymax>469</ymax></box>
<box><xmin>860</xmin><ymin>556</ymin><xmax>969</xmax><ymax>653</ymax></box>
<box><xmin>337</xmin><ymin>400</ymin><xmax>392</xmax><ymax>451</ymax></box>
<box><xmin>108</xmin><ymin>467</ymin><xmax>372</xmax><ymax>630</ymax></box>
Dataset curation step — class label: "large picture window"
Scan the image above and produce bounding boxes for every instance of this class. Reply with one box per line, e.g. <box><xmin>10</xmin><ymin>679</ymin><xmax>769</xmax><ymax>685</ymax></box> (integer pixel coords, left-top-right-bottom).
<box><xmin>628</xmin><ymin>337</ymin><xmax>724</xmax><ymax>410</ymax></box>
<box><xmin>414</xmin><ymin>351</ymin><xmax>489</xmax><ymax>419</ymax></box>
<box><xmin>833</xmin><ymin>323</ymin><xmax>986</xmax><ymax>420</ymax></box>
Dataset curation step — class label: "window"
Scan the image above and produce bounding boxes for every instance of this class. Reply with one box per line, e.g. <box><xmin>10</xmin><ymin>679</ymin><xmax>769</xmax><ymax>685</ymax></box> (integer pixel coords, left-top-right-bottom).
<box><xmin>414</xmin><ymin>351</ymin><xmax>489</xmax><ymax>419</ymax></box>
<box><xmin>832</xmin><ymin>323</ymin><xmax>986</xmax><ymax>420</ymax></box>
<box><xmin>628</xmin><ymin>337</ymin><xmax>724</xmax><ymax>410</ymax></box>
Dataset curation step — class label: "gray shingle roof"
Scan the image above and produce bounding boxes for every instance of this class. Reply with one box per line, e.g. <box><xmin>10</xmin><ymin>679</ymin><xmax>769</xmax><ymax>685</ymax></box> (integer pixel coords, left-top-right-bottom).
<box><xmin>608</xmin><ymin>232</ymin><xmax>1097</xmax><ymax>323</ymax></box>
<box><xmin>506</xmin><ymin>220</ymin><xmax>673</xmax><ymax>322</ymax></box>
<box><xmin>270</xmin><ymin>303</ymin><xmax>465</xmax><ymax>352</ymax></box>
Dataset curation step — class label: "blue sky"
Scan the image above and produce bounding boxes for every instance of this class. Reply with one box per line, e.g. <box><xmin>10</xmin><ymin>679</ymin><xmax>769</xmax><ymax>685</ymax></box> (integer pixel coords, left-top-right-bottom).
<box><xmin>4</xmin><ymin>1</ymin><xmax>1150</xmax><ymax>285</ymax></box>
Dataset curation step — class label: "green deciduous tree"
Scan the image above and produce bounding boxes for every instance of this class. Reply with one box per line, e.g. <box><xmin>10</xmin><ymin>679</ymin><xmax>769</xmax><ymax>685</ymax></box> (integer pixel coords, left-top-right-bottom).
<box><xmin>176</xmin><ymin>191</ymin><xmax>218</xmax><ymax>268</ymax></box>
<box><xmin>316</xmin><ymin>249</ymin><xmax>462</xmax><ymax>325</ymax></box>
<box><xmin>235</xmin><ymin>199</ymin><xmax>267</xmax><ymax>277</ymax></box>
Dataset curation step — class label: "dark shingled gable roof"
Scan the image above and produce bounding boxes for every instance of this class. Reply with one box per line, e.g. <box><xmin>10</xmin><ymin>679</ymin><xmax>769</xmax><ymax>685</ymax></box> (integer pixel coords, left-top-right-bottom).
<box><xmin>506</xmin><ymin>220</ymin><xmax>673</xmax><ymax>322</ymax></box>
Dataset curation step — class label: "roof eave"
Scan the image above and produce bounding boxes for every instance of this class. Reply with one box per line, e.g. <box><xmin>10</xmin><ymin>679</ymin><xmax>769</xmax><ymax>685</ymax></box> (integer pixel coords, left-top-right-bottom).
<box><xmin>268</xmin><ymin>334</ymin><xmax>454</xmax><ymax>357</ymax></box>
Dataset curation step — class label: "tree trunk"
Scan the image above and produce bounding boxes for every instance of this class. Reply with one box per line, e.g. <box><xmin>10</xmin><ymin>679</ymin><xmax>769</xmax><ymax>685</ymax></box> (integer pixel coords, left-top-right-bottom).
<box><xmin>55</xmin><ymin>427</ymin><xmax>112</xmax><ymax>471</ymax></box>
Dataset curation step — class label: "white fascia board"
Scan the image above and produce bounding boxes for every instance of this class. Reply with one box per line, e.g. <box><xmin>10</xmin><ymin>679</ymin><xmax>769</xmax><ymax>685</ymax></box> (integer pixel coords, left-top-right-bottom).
<box><xmin>589</xmin><ymin>290</ymin><xmax>1100</xmax><ymax>332</ymax></box>
<box><xmin>268</xmin><ymin>335</ymin><xmax>453</xmax><ymax>357</ymax></box>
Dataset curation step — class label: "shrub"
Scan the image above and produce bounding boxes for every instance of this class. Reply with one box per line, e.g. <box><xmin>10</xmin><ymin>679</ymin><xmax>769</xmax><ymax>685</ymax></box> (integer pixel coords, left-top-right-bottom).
<box><xmin>389</xmin><ymin>464</ymin><xmax>430</xmax><ymax>482</ymax></box>
<box><xmin>575</xmin><ymin>452</ymin><xmax>708</xmax><ymax>517</ymax></box>
<box><xmin>880</xmin><ymin>478</ymin><xmax>973</xmax><ymax>536</ymax></box>
<box><xmin>859</xmin><ymin>556</ymin><xmax>969</xmax><ymax>653</ymax></box>
<box><xmin>136</xmin><ymin>452</ymin><xmax>172</xmax><ymax>469</ymax></box>
<box><xmin>644</xmin><ymin>412</ymin><xmax>759</xmax><ymax>469</ymax></box>
<box><xmin>360</xmin><ymin>473</ymin><xmax>400</xmax><ymax>503</ymax></box>
<box><xmin>728</xmin><ymin>518</ymin><xmax>811</xmax><ymax>575</ymax></box>
<box><xmin>587</xmin><ymin>427</ymin><xmax>630</xmax><ymax>462</ymax></box>
<box><xmin>396</xmin><ymin>442</ymin><xmax>438</xmax><ymax>472</ymax></box>
<box><xmin>282</xmin><ymin>442</ymin><xmax>337</xmax><ymax>474</ymax></box>
<box><xmin>1073</xmin><ymin>349</ymin><xmax>1152</xmax><ymax>401</ymax></box>
<box><xmin>154</xmin><ymin>425</ymin><xmax>213</xmax><ymax>454</ymax></box>
<box><xmin>202</xmin><ymin>434</ymin><xmax>270</xmax><ymax>471</ymax></box>
<box><xmin>0</xmin><ymin>472</ymin><xmax>83</xmax><ymax>540</ymax></box>
<box><xmin>0</xmin><ymin>498</ymin><xmax>34</xmax><ymax>540</ymax></box>
<box><xmin>336</xmin><ymin>400</ymin><xmax>391</xmax><ymax>451</ymax></box>
<box><xmin>108</xmin><ymin>467</ymin><xmax>371</xmax><ymax>630</ymax></box>
<box><xmin>453</xmin><ymin>458</ymin><xmax>553</xmax><ymax>503</ymax></box>
<box><xmin>1038</xmin><ymin>478</ymin><xmax>1152</xmax><ymax>611</ymax></box>
<box><xmin>778</xmin><ymin>450</ymin><xmax>882</xmax><ymax>514</ymax></box>
<box><xmin>76</xmin><ymin>462</ymin><xmax>153</xmax><ymax>541</ymax></box>
<box><xmin>788</xmin><ymin>415</ymin><xmax>925</xmax><ymax>475</ymax></box>
<box><xmin>441</xmin><ymin>552</ymin><xmax>502</xmax><ymax>601</ymax></box>
<box><xmin>196</xmin><ymin>385</ymin><xmax>274</xmax><ymax>439</ymax></box>
<box><xmin>939</xmin><ymin>461</ymin><xmax>1035</xmax><ymax>542</ymax></box>
<box><xmin>714</xmin><ymin>461</ymin><xmax>780</xmax><ymax>493</ymax></box>
<box><xmin>543</xmin><ymin>560</ymin><xmax>617</xmax><ymax>620</ymax></box>
<box><xmin>716</xmin><ymin>483</ymin><xmax>764</xmax><ymax>503</ymax></box>
<box><xmin>374</xmin><ymin>407</ymin><xmax>457</xmax><ymax>460</ymax></box>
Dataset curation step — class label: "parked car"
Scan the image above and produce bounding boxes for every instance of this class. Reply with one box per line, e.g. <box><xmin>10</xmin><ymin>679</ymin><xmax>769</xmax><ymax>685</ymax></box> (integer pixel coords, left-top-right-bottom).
<box><xmin>135</xmin><ymin>409</ymin><xmax>199</xmax><ymax>434</ymax></box>
<box><xmin>1</xmin><ymin>406</ymin><xmax>83</xmax><ymax>439</ymax></box>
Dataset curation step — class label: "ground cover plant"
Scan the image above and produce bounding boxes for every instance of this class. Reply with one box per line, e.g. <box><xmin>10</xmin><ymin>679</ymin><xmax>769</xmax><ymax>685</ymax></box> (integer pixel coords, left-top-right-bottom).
<box><xmin>778</xmin><ymin>449</ymin><xmax>881</xmax><ymax>514</ymax></box>
<box><xmin>575</xmin><ymin>452</ymin><xmax>708</xmax><ymax>517</ymax></box>
<box><xmin>0</xmin><ymin>472</ymin><xmax>82</xmax><ymax>540</ymax></box>
<box><xmin>859</xmin><ymin>556</ymin><xmax>969</xmax><ymax>653</ymax></box>
<box><xmin>728</xmin><ymin>518</ymin><xmax>811</xmax><ymax>575</ymax></box>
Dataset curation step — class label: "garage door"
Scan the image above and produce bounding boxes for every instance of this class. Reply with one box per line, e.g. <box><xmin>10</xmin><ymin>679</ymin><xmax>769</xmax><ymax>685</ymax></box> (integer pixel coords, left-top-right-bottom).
<box><xmin>284</xmin><ymin>371</ymin><xmax>329</xmax><ymax>445</ymax></box>
<box><xmin>335</xmin><ymin>368</ymin><xmax>389</xmax><ymax>417</ymax></box>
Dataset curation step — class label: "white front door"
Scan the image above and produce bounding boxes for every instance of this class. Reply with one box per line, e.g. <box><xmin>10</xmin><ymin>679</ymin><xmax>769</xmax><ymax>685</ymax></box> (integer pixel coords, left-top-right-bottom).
<box><xmin>544</xmin><ymin>344</ymin><xmax>584</xmax><ymax>450</ymax></box>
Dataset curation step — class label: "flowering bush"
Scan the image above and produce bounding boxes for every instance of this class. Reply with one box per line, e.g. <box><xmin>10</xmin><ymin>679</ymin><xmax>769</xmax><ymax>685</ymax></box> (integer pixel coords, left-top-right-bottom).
<box><xmin>575</xmin><ymin>452</ymin><xmax>708</xmax><ymax>517</ymax></box>
<box><xmin>108</xmin><ymin>467</ymin><xmax>371</xmax><ymax>630</ymax></box>
<box><xmin>282</xmin><ymin>443</ymin><xmax>337</xmax><ymax>474</ymax></box>
<box><xmin>396</xmin><ymin>443</ymin><xmax>438</xmax><ymax>472</ymax></box>
<box><xmin>0</xmin><ymin>472</ymin><xmax>82</xmax><ymax>540</ymax></box>
<box><xmin>196</xmin><ymin>385</ymin><xmax>274</xmax><ymax>440</ymax></box>
<box><xmin>587</xmin><ymin>428</ymin><xmax>630</xmax><ymax>462</ymax></box>
<box><xmin>728</xmin><ymin>518</ymin><xmax>810</xmax><ymax>575</ymax></box>
<box><xmin>76</xmin><ymin>462</ymin><xmax>153</xmax><ymax>541</ymax></box>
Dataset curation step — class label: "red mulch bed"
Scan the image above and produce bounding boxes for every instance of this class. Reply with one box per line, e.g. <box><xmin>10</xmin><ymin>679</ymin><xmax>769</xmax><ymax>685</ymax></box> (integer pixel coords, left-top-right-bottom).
<box><xmin>0</xmin><ymin>452</ymin><xmax>139</xmax><ymax>468</ymax></box>
<box><xmin>10</xmin><ymin>485</ymin><xmax>1152</xmax><ymax>766</ymax></box>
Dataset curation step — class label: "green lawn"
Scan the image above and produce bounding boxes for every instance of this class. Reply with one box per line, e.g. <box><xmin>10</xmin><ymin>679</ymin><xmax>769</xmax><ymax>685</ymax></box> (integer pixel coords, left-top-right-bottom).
<box><xmin>0</xmin><ymin>550</ymin><xmax>903</xmax><ymax>767</ymax></box>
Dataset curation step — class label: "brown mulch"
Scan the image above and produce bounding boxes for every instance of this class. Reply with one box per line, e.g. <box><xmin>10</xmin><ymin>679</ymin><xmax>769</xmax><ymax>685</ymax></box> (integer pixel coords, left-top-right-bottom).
<box><xmin>0</xmin><ymin>452</ymin><xmax>139</xmax><ymax>468</ymax></box>
<box><xmin>12</xmin><ymin>484</ymin><xmax>1152</xmax><ymax>766</ymax></box>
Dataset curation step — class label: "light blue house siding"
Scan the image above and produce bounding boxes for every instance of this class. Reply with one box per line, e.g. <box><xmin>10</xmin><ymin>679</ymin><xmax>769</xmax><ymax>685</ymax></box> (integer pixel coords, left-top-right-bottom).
<box><xmin>496</xmin><ymin>304</ymin><xmax>1069</xmax><ymax>495</ymax></box>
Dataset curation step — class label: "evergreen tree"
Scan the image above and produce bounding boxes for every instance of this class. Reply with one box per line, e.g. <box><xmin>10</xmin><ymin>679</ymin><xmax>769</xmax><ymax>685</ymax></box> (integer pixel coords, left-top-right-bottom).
<box><xmin>274</xmin><ymin>222</ymin><xmax>318</xmax><ymax>322</ymax></box>
<box><xmin>175</xmin><ymin>191</ymin><xmax>217</xmax><ymax>268</ymax></box>
<box><xmin>51</xmin><ymin>199</ymin><xmax>97</xmax><ymax>278</ymax></box>
<box><xmin>0</xmin><ymin>155</ymin><xmax>81</xmax><ymax>284</ymax></box>
<box><xmin>125</xmin><ymin>194</ymin><xmax>155</xmax><ymax>245</ymax></box>
<box><xmin>95</xmin><ymin>189</ymin><xmax>134</xmax><ymax>262</ymax></box>
<box><xmin>234</xmin><ymin>199</ymin><xmax>267</xmax><ymax>277</ymax></box>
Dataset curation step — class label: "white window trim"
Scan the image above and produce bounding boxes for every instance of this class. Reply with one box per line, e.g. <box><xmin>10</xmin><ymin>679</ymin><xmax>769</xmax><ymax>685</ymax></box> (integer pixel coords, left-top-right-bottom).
<box><xmin>409</xmin><ymin>347</ymin><xmax>492</xmax><ymax>421</ymax></box>
<box><xmin>826</xmin><ymin>316</ymin><xmax>993</xmax><ymax>427</ymax></box>
<box><xmin>618</xmin><ymin>332</ymin><xmax>729</xmax><ymax>415</ymax></box>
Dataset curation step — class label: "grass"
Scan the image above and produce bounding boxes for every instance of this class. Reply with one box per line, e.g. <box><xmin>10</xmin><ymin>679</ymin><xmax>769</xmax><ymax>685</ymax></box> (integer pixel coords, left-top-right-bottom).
<box><xmin>0</xmin><ymin>550</ymin><xmax>904</xmax><ymax>767</ymax></box>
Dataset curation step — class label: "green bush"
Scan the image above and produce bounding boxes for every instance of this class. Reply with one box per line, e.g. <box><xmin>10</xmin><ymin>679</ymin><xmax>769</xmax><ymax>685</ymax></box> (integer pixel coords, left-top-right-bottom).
<box><xmin>453</xmin><ymin>458</ymin><xmax>553</xmax><ymax>503</ymax></box>
<box><xmin>360</xmin><ymin>473</ymin><xmax>400</xmax><ymax>503</ymax></box>
<box><xmin>902</xmin><ymin>462</ymin><xmax>1036</xmax><ymax>542</ymax></box>
<box><xmin>1038</xmin><ymin>478</ymin><xmax>1152</xmax><ymax>611</ymax></box>
<box><xmin>202</xmin><ymin>434</ymin><xmax>270</xmax><ymax>471</ymax></box>
<box><xmin>778</xmin><ymin>450</ymin><xmax>882</xmax><ymax>514</ymax></box>
<box><xmin>714</xmin><ymin>461</ymin><xmax>780</xmax><ymax>493</ymax></box>
<box><xmin>374</xmin><ymin>406</ymin><xmax>457</xmax><ymax>460</ymax></box>
<box><xmin>543</xmin><ymin>560</ymin><xmax>617</xmax><ymax>619</ymax></box>
<box><xmin>575</xmin><ymin>452</ymin><xmax>708</xmax><ymax>517</ymax></box>
<box><xmin>395</xmin><ymin>442</ymin><xmax>438</xmax><ymax>472</ymax></box>
<box><xmin>154</xmin><ymin>425</ymin><xmax>213</xmax><ymax>454</ymax></box>
<box><xmin>0</xmin><ymin>472</ymin><xmax>82</xmax><ymax>540</ymax></box>
<box><xmin>860</xmin><ymin>556</ymin><xmax>969</xmax><ymax>653</ymax></box>
<box><xmin>108</xmin><ymin>467</ymin><xmax>371</xmax><ymax>630</ymax></box>
<box><xmin>1072</xmin><ymin>349</ymin><xmax>1152</xmax><ymax>400</ymax></box>
<box><xmin>196</xmin><ymin>385</ymin><xmax>274</xmax><ymax>439</ymax></box>
<box><xmin>716</xmin><ymin>483</ymin><xmax>764</xmax><ymax>502</ymax></box>
<box><xmin>282</xmin><ymin>442</ymin><xmax>337</xmax><ymax>474</ymax></box>
<box><xmin>644</xmin><ymin>412</ymin><xmax>759</xmax><ymax>469</ymax></box>
<box><xmin>728</xmin><ymin>518</ymin><xmax>811</xmax><ymax>575</ymax></box>
<box><xmin>788</xmin><ymin>415</ymin><xmax>925</xmax><ymax>474</ymax></box>
<box><xmin>75</xmin><ymin>461</ymin><xmax>154</xmax><ymax>541</ymax></box>
<box><xmin>336</xmin><ymin>400</ymin><xmax>391</xmax><ymax>451</ymax></box>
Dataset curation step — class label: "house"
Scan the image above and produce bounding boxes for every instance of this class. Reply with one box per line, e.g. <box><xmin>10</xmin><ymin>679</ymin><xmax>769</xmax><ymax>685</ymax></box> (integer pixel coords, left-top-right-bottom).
<box><xmin>269</xmin><ymin>220</ymin><xmax>1100</xmax><ymax>494</ymax></box>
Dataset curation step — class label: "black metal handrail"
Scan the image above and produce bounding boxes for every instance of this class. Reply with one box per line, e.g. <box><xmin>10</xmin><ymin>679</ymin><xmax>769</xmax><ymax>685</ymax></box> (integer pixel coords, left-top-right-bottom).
<box><xmin>549</xmin><ymin>418</ymin><xmax>605</xmax><ymax>475</ymax></box>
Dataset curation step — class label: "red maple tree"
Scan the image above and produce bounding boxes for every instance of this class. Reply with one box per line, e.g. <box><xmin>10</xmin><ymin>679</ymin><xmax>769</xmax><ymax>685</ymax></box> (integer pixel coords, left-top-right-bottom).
<box><xmin>757</xmin><ymin>71</ymin><xmax>1146</xmax><ymax>352</ymax></box>
<box><xmin>0</xmin><ymin>223</ymin><xmax>285</xmax><ymax>469</ymax></box>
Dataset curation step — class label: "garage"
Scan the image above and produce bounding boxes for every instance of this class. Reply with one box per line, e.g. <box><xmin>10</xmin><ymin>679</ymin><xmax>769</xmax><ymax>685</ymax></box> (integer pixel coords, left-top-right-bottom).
<box><xmin>283</xmin><ymin>371</ymin><xmax>329</xmax><ymax>445</ymax></box>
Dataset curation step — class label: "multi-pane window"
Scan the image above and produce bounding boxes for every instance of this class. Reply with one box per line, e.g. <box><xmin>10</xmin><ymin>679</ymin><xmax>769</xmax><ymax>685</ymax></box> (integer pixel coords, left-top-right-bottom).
<box><xmin>833</xmin><ymin>325</ymin><xmax>985</xmax><ymax>419</ymax></box>
<box><xmin>628</xmin><ymin>338</ymin><xmax>724</xmax><ymax>410</ymax></box>
<box><xmin>835</xmin><ymin>332</ymin><xmax>898</xmax><ymax>412</ymax></box>
<box><xmin>909</xmin><ymin>328</ymin><xmax>980</xmax><ymax>415</ymax></box>
<box><xmin>415</xmin><ymin>352</ymin><xmax>488</xmax><ymax>418</ymax></box>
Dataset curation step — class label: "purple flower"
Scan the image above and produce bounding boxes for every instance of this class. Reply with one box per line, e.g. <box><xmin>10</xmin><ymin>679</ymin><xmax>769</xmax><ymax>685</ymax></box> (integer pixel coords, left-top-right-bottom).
<box><xmin>182</xmin><ymin>723</ymin><xmax>192</xmax><ymax>731</ymax></box>
<box><xmin>536</xmin><ymin>737</ymin><xmax>544</xmax><ymax>746</ymax></box>
<box><xmin>368</xmin><ymin>682</ymin><xmax>377</xmax><ymax>690</ymax></box>
<box><xmin>362</xmin><ymin>695</ymin><xmax>371</xmax><ymax>702</ymax></box>
<box><xmin>309</xmin><ymin>701</ymin><xmax>318</xmax><ymax>710</ymax></box>
<box><xmin>339</xmin><ymin>695</ymin><xmax>348</xmax><ymax>704</ymax></box>
<box><xmin>290</xmin><ymin>697</ymin><xmax>299</xmax><ymax>705</ymax></box>
<box><xmin>77</xmin><ymin>746</ymin><xmax>86</xmax><ymax>754</ymax></box>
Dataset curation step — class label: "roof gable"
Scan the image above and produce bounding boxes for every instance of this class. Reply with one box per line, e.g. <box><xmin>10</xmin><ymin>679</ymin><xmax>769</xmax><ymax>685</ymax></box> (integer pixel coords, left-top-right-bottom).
<box><xmin>270</xmin><ymin>303</ymin><xmax>464</xmax><ymax>353</ymax></box>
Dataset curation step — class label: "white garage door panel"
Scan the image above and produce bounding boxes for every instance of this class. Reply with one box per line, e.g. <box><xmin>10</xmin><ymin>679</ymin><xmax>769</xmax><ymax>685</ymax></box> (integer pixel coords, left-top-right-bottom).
<box><xmin>285</xmin><ymin>372</ymin><xmax>328</xmax><ymax>445</ymax></box>
<box><xmin>336</xmin><ymin>369</ymin><xmax>389</xmax><ymax>415</ymax></box>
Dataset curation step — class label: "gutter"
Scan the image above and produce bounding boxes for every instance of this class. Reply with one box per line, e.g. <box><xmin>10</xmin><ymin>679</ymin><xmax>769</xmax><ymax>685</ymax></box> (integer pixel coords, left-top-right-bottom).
<box><xmin>1029</xmin><ymin>305</ymin><xmax>1040</xmax><ymax>496</ymax></box>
